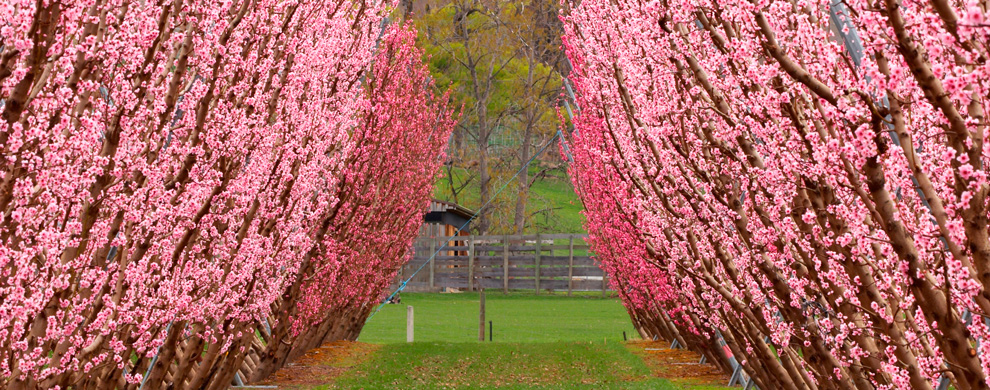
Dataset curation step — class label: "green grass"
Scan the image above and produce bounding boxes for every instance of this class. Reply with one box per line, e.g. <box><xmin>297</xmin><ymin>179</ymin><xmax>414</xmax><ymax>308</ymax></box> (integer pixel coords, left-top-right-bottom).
<box><xmin>330</xmin><ymin>341</ymin><xmax>677</xmax><ymax>389</ymax></box>
<box><xmin>360</xmin><ymin>292</ymin><xmax>638</xmax><ymax>344</ymax></box>
<box><xmin>276</xmin><ymin>293</ymin><xmax>732</xmax><ymax>389</ymax></box>
<box><xmin>526</xmin><ymin>166</ymin><xmax>586</xmax><ymax>234</ymax></box>
<box><xmin>434</xmin><ymin>166</ymin><xmax>586</xmax><ymax>234</ymax></box>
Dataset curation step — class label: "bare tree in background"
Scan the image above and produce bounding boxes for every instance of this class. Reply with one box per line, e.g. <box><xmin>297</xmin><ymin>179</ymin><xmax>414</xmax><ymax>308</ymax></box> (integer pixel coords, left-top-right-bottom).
<box><xmin>416</xmin><ymin>0</ymin><xmax>566</xmax><ymax>234</ymax></box>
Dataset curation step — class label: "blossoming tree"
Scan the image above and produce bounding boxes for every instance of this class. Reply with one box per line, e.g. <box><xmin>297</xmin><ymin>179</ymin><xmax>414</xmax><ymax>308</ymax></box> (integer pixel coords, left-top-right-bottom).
<box><xmin>563</xmin><ymin>0</ymin><xmax>990</xmax><ymax>388</ymax></box>
<box><xmin>0</xmin><ymin>0</ymin><xmax>453</xmax><ymax>388</ymax></box>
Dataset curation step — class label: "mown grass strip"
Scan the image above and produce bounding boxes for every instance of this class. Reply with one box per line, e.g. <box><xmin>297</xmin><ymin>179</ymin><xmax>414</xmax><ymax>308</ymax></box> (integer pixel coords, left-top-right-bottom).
<box><xmin>329</xmin><ymin>341</ymin><xmax>677</xmax><ymax>389</ymax></box>
<box><xmin>359</xmin><ymin>292</ymin><xmax>638</xmax><ymax>344</ymax></box>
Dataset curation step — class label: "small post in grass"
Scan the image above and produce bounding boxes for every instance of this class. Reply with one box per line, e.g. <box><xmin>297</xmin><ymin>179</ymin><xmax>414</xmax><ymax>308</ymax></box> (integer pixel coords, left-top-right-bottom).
<box><xmin>407</xmin><ymin>305</ymin><xmax>414</xmax><ymax>343</ymax></box>
<box><xmin>479</xmin><ymin>288</ymin><xmax>486</xmax><ymax>341</ymax></box>
<box><xmin>489</xmin><ymin>320</ymin><xmax>493</xmax><ymax>342</ymax></box>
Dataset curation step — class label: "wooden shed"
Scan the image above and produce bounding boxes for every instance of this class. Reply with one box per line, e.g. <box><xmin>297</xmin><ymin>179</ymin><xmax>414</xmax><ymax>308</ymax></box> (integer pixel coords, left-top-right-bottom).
<box><xmin>393</xmin><ymin>200</ymin><xmax>476</xmax><ymax>292</ymax></box>
<box><xmin>420</xmin><ymin>199</ymin><xmax>474</xmax><ymax>239</ymax></box>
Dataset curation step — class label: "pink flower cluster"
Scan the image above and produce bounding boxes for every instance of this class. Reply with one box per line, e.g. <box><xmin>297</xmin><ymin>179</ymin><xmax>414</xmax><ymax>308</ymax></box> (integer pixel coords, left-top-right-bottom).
<box><xmin>0</xmin><ymin>1</ymin><xmax>454</xmax><ymax>389</ymax></box>
<box><xmin>563</xmin><ymin>0</ymin><xmax>990</xmax><ymax>388</ymax></box>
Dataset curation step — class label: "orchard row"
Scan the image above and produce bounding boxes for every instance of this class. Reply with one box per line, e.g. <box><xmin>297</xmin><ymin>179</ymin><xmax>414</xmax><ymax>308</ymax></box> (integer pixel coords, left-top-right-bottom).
<box><xmin>0</xmin><ymin>1</ymin><xmax>455</xmax><ymax>389</ymax></box>
<box><xmin>564</xmin><ymin>0</ymin><xmax>990</xmax><ymax>388</ymax></box>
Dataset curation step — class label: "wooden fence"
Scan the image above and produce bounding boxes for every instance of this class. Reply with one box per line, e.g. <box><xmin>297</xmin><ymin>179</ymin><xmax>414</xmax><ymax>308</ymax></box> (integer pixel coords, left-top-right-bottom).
<box><xmin>394</xmin><ymin>234</ymin><xmax>609</xmax><ymax>294</ymax></box>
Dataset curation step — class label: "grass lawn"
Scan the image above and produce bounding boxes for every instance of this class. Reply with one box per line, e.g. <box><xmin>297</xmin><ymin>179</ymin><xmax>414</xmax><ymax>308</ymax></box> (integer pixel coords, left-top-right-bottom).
<box><xmin>329</xmin><ymin>341</ymin><xmax>677</xmax><ymax>390</ymax></box>
<box><xmin>267</xmin><ymin>293</ymin><xmax>731</xmax><ymax>389</ymax></box>
<box><xmin>359</xmin><ymin>292</ymin><xmax>638</xmax><ymax>344</ymax></box>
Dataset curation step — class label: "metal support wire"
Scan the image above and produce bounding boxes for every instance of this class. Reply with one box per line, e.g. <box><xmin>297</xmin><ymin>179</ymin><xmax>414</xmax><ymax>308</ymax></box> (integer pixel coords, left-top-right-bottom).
<box><xmin>366</xmin><ymin>131</ymin><xmax>563</xmax><ymax>322</ymax></box>
<box><xmin>558</xmin><ymin>75</ymin><xmax>581</xmax><ymax>164</ymax></box>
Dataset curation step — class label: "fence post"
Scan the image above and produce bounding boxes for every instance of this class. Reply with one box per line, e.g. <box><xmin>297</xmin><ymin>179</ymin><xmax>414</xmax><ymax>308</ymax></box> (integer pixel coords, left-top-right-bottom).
<box><xmin>535</xmin><ymin>234</ymin><xmax>541</xmax><ymax>294</ymax></box>
<box><xmin>479</xmin><ymin>288</ymin><xmax>486</xmax><ymax>341</ymax></box>
<box><xmin>568</xmin><ymin>236</ymin><xmax>574</xmax><ymax>296</ymax></box>
<box><xmin>503</xmin><ymin>234</ymin><xmax>509</xmax><ymax>294</ymax></box>
<box><xmin>429</xmin><ymin>236</ymin><xmax>436</xmax><ymax>290</ymax></box>
<box><xmin>468</xmin><ymin>236</ymin><xmax>475</xmax><ymax>292</ymax></box>
<box><xmin>407</xmin><ymin>306</ymin><xmax>414</xmax><ymax>342</ymax></box>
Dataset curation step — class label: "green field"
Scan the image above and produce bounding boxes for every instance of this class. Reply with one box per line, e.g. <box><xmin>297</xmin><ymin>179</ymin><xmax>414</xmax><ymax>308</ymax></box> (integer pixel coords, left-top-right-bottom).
<box><xmin>274</xmin><ymin>293</ymin><xmax>728</xmax><ymax>389</ymax></box>
<box><xmin>333</xmin><ymin>292</ymin><xmax>673</xmax><ymax>389</ymax></box>
<box><xmin>330</xmin><ymin>342</ymin><xmax>677</xmax><ymax>390</ymax></box>
<box><xmin>359</xmin><ymin>292</ymin><xmax>638</xmax><ymax>344</ymax></box>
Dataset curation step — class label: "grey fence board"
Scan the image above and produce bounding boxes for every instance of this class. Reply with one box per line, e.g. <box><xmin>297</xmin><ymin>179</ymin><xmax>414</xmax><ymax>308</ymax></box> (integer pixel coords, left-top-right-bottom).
<box><xmin>507</xmin><ymin>279</ymin><xmax>537</xmax><ymax>289</ymax></box>
<box><xmin>397</xmin><ymin>234</ymin><xmax>610</xmax><ymax>293</ymax></box>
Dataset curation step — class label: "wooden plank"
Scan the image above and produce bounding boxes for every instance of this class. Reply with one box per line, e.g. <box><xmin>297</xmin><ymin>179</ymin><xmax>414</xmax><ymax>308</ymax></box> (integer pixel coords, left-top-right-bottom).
<box><xmin>538</xmin><ymin>279</ymin><xmax>572</xmax><ymax>291</ymax></box>
<box><xmin>478</xmin><ymin>268</ymin><xmax>537</xmax><ymax>278</ymax></box>
<box><xmin>468</xmin><ymin>237</ymin><xmax>475</xmax><ymax>291</ymax></box>
<box><xmin>537</xmin><ymin>256</ymin><xmax>596</xmax><ymax>266</ymax></box>
<box><xmin>541</xmin><ymin>245</ymin><xmax>590</xmax><ymax>251</ymax></box>
<box><xmin>499</xmin><ymin>245</ymin><xmax>533</xmax><ymax>252</ymax></box>
<box><xmin>454</xmin><ymin>234</ymin><xmax>508</xmax><ymax>241</ymax></box>
<box><xmin>479</xmin><ymin>278</ymin><xmax>504</xmax><ymax>290</ymax></box>
<box><xmin>541</xmin><ymin>234</ymin><xmax>589</xmax><ymax>240</ymax></box>
<box><xmin>427</xmin><ymin>236</ymin><xmax>461</xmax><ymax>242</ymax></box>
<box><xmin>474</xmin><ymin>245</ymin><xmax>508</xmax><ymax>252</ymax></box>
<box><xmin>572</xmin><ymin>279</ymin><xmax>607</xmax><ymax>291</ymax></box>
<box><xmin>434</xmin><ymin>274</ymin><xmax>470</xmax><ymax>281</ymax></box>
<box><xmin>503</xmin><ymin>235</ymin><xmax>509</xmax><ymax>294</ymax></box>
<box><xmin>477</xmin><ymin>269</ymin><xmax>503</xmax><ymax>278</ymax></box>
<box><xmin>538</xmin><ymin>256</ymin><xmax>570</xmax><ymax>266</ymax></box>
<box><xmin>507</xmin><ymin>279</ymin><xmax>537</xmax><ymax>289</ymax></box>
<box><xmin>535</xmin><ymin>234</ymin><xmax>541</xmax><ymax>294</ymax></box>
<box><xmin>570</xmin><ymin>267</ymin><xmax>606</xmax><ymax>277</ymax></box>
<box><xmin>435</xmin><ymin>267</ymin><xmax>469</xmax><ymax>274</ymax></box>
<box><xmin>457</xmin><ymin>254</ymin><xmax>540</xmax><ymax>263</ymax></box>
<box><xmin>433</xmin><ymin>259</ymin><xmax>469</xmax><ymax>267</ymax></box>
<box><xmin>568</xmin><ymin>237</ymin><xmax>574</xmax><ymax>296</ymax></box>
<box><xmin>474</xmin><ymin>256</ymin><xmax>505</xmax><ymax>268</ymax></box>
<box><xmin>448</xmin><ymin>234</ymin><xmax>584</xmax><ymax>242</ymax></box>
<box><xmin>434</xmin><ymin>276</ymin><xmax>470</xmax><ymax>288</ymax></box>
<box><xmin>539</xmin><ymin>268</ymin><xmax>576</xmax><ymax>278</ymax></box>
<box><xmin>475</xmin><ymin>258</ymin><xmax>507</xmax><ymax>267</ymax></box>
<box><xmin>507</xmin><ymin>258</ymin><xmax>537</xmax><ymax>266</ymax></box>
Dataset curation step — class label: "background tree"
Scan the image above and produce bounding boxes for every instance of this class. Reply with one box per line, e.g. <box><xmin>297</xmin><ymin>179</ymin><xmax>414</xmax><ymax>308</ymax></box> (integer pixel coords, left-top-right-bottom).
<box><xmin>412</xmin><ymin>0</ymin><xmax>569</xmax><ymax>234</ymax></box>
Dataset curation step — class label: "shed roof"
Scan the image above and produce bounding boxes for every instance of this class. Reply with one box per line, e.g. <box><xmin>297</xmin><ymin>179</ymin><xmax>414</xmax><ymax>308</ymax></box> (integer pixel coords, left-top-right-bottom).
<box><xmin>425</xmin><ymin>199</ymin><xmax>475</xmax><ymax>230</ymax></box>
<box><xmin>428</xmin><ymin>199</ymin><xmax>475</xmax><ymax>220</ymax></box>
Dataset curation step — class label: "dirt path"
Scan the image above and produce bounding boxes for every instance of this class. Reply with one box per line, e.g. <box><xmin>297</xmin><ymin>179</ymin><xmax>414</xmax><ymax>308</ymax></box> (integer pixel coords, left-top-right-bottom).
<box><xmin>626</xmin><ymin>341</ymin><xmax>730</xmax><ymax>389</ymax></box>
<box><xmin>258</xmin><ymin>341</ymin><xmax>379</xmax><ymax>388</ymax></box>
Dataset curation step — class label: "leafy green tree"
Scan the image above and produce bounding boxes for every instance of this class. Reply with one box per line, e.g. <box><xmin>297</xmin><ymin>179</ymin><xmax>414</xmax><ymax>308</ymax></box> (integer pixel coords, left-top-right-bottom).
<box><xmin>412</xmin><ymin>0</ymin><xmax>565</xmax><ymax>234</ymax></box>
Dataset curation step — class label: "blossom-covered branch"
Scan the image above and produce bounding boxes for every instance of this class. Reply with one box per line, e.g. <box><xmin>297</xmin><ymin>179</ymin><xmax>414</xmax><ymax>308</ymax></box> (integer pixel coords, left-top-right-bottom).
<box><xmin>0</xmin><ymin>1</ymin><xmax>454</xmax><ymax>388</ymax></box>
<box><xmin>564</xmin><ymin>0</ymin><xmax>990</xmax><ymax>388</ymax></box>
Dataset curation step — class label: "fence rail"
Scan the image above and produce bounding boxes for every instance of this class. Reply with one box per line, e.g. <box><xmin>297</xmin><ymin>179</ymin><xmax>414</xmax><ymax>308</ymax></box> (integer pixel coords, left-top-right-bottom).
<box><xmin>394</xmin><ymin>234</ymin><xmax>609</xmax><ymax>294</ymax></box>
